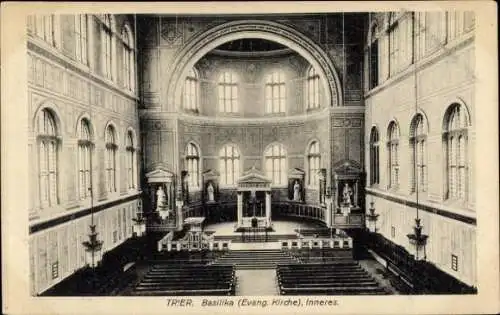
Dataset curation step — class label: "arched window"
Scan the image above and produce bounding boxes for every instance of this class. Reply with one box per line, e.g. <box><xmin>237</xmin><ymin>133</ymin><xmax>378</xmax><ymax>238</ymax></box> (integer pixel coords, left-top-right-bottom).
<box><xmin>410</xmin><ymin>114</ymin><xmax>427</xmax><ymax>193</ymax></box>
<box><xmin>369</xmin><ymin>127</ymin><xmax>380</xmax><ymax>185</ymax></box>
<box><xmin>37</xmin><ymin>109</ymin><xmax>59</xmax><ymax>207</ymax></box>
<box><xmin>265</xmin><ymin>71</ymin><xmax>286</xmax><ymax>113</ymax></box>
<box><xmin>75</xmin><ymin>15</ymin><xmax>88</xmax><ymax>65</ymax></box>
<box><xmin>218</xmin><ymin>72</ymin><xmax>238</xmax><ymax>113</ymax></box>
<box><xmin>184</xmin><ymin>68</ymin><xmax>199</xmax><ymax>111</ymax></box>
<box><xmin>444</xmin><ymin>104</ymin><xmax>469</xmax><ymax>200</ymax></box>
<box><xmin>387</xmin><ymin>121</ymin><xmax>400</xmax><ymax>189</ymax></box>
<box><xmin>306</xmin><ymin>67</ymin><xmax>320</xmax><ymax>109</ymax></box>
<box><xmin>219</xmin><ymin>145</ymin><xmax>240</xmax><ymax>186</ymax></box>
<box><xmin>186</xmin><ymin>143</ymin><xmax>200</xmax><ymax>189</ymax></box>
<box><xmin>78</xmin><ymin>119</ymin><xmax>93</xmax><ymax>200</ymax></box>
<box><xmin>101</xmin><ymin>15</ymin><xmax>113</xmax><ymax>80</ymax></box>
<box><xmin>126</xmin><ymin>130</ymin><xmax>136</xmax><ymax>189</ymax></box>
<box><xmin>265</xmin><ymin>144</ymin><xmax>287</xmax><ymax>185</ymax></box>
<box><xmin>121</xmin><ymin>25</ymin><xmax>135</xmax><ymax>91</ymax></box>
<box><xmin>307</xmin><ymin>141</ymin><xmax>321</xmax><ymax>186</ymax></box>
<box><xmin>105</xmin><ymin>125</ymin><xmax>117</xmax><ymax>193</ymax></box>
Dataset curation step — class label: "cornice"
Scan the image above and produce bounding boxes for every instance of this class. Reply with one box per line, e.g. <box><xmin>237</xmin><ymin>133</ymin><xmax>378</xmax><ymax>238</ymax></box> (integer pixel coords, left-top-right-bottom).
<box><xmin>208</xmin><ymin>48</ymin><xmax>295</xmax><ymax>58</ymax></box>
<box><xmin>366</xmin><ymin>187</ymin><xmax>476</xmax><ymax>226</ymax></box>
<box><xmin>28</xmin><ymin>38</ymin><xmax>139</xmax><ymax>103</ymax></box>
<box><xmin>139</xmin><ymin>108</ymin><xmax>338</xmax><ymax>125</ymax></box>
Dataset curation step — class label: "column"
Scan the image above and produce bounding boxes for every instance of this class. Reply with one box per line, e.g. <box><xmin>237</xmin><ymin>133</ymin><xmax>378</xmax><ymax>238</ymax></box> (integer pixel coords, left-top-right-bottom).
<box><xmin>237</xmin><ymin>191</ymin><xmax>243</xmax><ymax>228</ymax></box>
<box><xmin>166</xmin><ymin>182</ymin><xmax>171</xmax><ymax>210</ymax></box>
<box><xmin>325</xmin><ymin>196</ymin><xmax>333</xmax><ymax>227</ymax></box>
<box><xmin>265</xmin><ymin>191</ymin><xmax>271</xmax><ymax>227</ymax></box>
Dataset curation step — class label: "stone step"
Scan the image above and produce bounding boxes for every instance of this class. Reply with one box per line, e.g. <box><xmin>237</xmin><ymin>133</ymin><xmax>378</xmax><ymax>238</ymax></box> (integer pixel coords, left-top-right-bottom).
<box><xmin>212</xmin><ymin>249</ymin><xmax>298</xmax><ymax>270</ymax></box>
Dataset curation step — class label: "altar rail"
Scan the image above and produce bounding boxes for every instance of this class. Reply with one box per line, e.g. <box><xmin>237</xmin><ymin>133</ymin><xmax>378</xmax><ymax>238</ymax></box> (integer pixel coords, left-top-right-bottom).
<box><xmin>274</xmin><ymin>202</ymin><xmax>365</xmax><ymax>229</ymax></box>
<box><xmin>178</xmin><ymin>201</ymin><xmax>365</xmax><ymax>229</ymax></box>
<box><xmin>279</xmin><ymin>237</ymin><xmax>353</xmax><ymax>250</ymax></box>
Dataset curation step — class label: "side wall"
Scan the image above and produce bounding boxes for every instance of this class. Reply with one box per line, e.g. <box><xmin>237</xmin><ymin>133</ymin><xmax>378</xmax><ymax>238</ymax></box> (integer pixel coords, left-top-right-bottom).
<box><xmin>364</xmin><ymin>12</ymin><xmax>476</xmax><ymax>286</ymax></box>
<box><xmin>27</xmin><ymin>14</ymin><xmax>142</xmax><ymax>295</ymax></box>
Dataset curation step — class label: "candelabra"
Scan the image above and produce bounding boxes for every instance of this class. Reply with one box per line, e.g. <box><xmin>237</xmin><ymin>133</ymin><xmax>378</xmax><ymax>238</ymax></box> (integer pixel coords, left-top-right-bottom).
<box><xmin>407</xmin><ymin>218</ymin><xmax>428</xmax><ymax>261</ymax></box>
<box><xmin>366</xmin><ymin>201</ymin><xmax>379</xmax><ymax>233</ymax></box>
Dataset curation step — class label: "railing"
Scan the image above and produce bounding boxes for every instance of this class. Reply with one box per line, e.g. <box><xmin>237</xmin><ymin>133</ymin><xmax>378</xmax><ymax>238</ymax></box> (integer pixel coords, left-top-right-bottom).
<box><xmin>332</xmin><ymin>212</ymin><xmax>365</xmax><ymax>228</ymax></box>
<box><xmin>274</xmin><ymin>202</ymin><xmax>326</xmax><ymax>222</ymax></box>
<box><xmin>177</xmin><ymin>200</ymin><xmax>365</xmax><ymax>229</ymax></box>
<box><xmin>275</xmin><ymin>202</ymin><xmax>365</xmax><ymax>229</ymax></box>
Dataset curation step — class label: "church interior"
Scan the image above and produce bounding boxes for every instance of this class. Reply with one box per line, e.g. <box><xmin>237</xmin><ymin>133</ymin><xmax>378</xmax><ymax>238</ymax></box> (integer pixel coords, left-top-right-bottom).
<box><xmin>27</xmin><ymin>11</ymin><xmax>477</xmax><ymax>296</ymax></box>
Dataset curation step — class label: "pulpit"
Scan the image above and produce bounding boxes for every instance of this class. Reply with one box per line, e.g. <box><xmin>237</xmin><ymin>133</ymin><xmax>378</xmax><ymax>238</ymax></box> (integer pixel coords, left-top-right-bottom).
<box><xmin>236</xmin><ymin>166</ymin><xmax>272</xmax><ymax>229</ymax></box>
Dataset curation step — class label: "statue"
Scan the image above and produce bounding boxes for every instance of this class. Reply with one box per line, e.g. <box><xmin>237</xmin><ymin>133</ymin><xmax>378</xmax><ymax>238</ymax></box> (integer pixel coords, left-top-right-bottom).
<box><xmin>342</xmin><ymin>183</ymin><xmax>353</xmax><ymax>206</ymax></box>
<box><xmin>156</xmin><ymin>185</ymin><xmax>167</xmax><ymax>211</ymax></box>
<box><xmin>293</xmin><ymin>180</ymin><xmax>301</xmax><ymax>202</ymax></box>
<box><xmin>207</xmin><ymin>182</ymin><xmax>214</xmax><ymax>202</ymax></box>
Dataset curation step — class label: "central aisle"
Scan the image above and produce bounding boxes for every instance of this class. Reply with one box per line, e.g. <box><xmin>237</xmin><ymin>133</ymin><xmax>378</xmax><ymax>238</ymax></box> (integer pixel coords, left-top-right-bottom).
<box><xmin>235</xmin><ymin>269</ymin><xmax>279</xmax><ymax>296</ymax></box>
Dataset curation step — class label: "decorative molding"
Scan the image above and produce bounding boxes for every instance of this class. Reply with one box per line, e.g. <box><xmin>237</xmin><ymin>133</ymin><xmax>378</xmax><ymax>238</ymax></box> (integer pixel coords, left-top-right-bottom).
<box><xmin>29</xmin><ymin>193</ymin><xmax>142</xmax><ymax>234</ymax></box>
<box><xmin>366</xmin><ymin>188</ymin><xmax>476</xmax><ymax>226</ymax></box>
<box><xmin>160</xmin><ymin>22</ymin><xmax>183</xmax><ymax>46</ymax></box>
<box><xmin>28</xmin><ymin>40</ymin><xmax>139</xmax><ymax>103</ymax></box>
<box><xmin>167</xmin><ymin>20</ymin><xmax>342</xmax><ymax>109</ymax></box>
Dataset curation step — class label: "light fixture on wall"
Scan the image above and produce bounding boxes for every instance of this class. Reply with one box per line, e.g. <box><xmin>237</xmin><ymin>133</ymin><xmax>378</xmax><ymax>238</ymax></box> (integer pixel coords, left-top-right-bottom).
<box><xmin>366</xmin><ymin>200</ymin><xmax>379</xmax><ymax>233</ymax></box>
<box><xmin>82</xmin><ymin>61</ymin><xmax>103</xmax><ymax>271</ymax></box>
<box><xmin>132</xmin><ymin>199</ymin><xmax>146</xmax><ymax>237</ymax></box>
<box><xmin>406</xmin><ymin>11</ymin><xmax>428</xmax><ymax>261</ymax></box>
<box><xmin>407</xmin><ymin>217</ymin><xmax>428</xmax><ymax>261</ymax></box>
<box><xmin>130</xmin><ymin>14</ymin><xmax>146</xmax><ymax>238</ymax></box>
<box><xmin>82</xmin><ymin>149</ymin><xmax>103</xmax><ymax>269</ymax></box>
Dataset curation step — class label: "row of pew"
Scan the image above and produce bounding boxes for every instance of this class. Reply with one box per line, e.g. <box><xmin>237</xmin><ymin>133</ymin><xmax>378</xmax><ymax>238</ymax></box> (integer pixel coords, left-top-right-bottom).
<box><xmin>277</xmin><ymin>261</ymin><xmax>390</xmax><ymax>295</ymax></box>
<box><xmin>131</xmin><ymin>263</ymin><xmax>236</xmax><ymax>296</ymax></box>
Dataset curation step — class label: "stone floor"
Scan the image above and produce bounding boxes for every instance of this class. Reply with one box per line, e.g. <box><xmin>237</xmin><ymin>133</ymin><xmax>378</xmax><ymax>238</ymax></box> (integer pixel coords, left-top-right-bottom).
<box><xmin>234</xmin><ymin>269</ymin><xmax>279</xmax><ymax>296</ymax></box>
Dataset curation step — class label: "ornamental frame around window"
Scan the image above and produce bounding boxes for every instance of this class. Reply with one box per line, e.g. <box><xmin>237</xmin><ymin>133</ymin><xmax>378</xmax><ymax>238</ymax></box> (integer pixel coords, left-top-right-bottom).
<box><xmin>306</xmin><ymin>67</ymin><xmax>320</xmax><ymax>110</ymax></box>
<box><xmin>387</xmin><ymin>122</ymin><xmax>400</xmax><ymax>190</ymax></box>
<box><xmin>367</xmin><ymin>23</ymin><xmax>380</xmax><ymax>90</ymax></box>
<box><xmin>369</xmin><ymin>127</ymin><xmax>380</xmax><ymax>186</ymax></box>
<box><xmin>37</xmin><ymin>109</ymin><xmax>60</xmax><ymax>208</ymax></box>
<box><xmin>126</xmin><ymin>130</ymin><xmax>136</xmax><ymax>190</ymax></box>
<box><xmin>218</xmin><ymin>72</ymin><xmax>238</xmax><ymax>113</ymax></box>
<box><xmin>78</xmin><ymin>118</ymin><xmax>93</xmax><ymax>200</ymax></box>
<box><xmin>32</xmin><ymin>15</ymin><xmax>55</xmax><ymax>46</ymax></box>
<box><xmin>444</xmin><ymin>105</ymin><xmax>469</xmax><ymax>202</ymax></box>
<box><xmin>185</xmin><ymin>143</ymin><xmax>200</xmax><ymax>189</ymax></box>
<box><xmin>219</xmin><ymin>144</ymin><xmax>241</xmax><ymax>187</ymax></box>
<box><xmin>410</xmin><ymin>114</ymin><xmax>427</xmax><ymax>193</ymax></box>
<box><xmin>265</xmin><ymin>71</ymin><xmax>286</xmax><ymax>114</ymax></box>
<box><xmin>307</xmin><ymin>141</ymin><xmax>321</xmax><ymax>187</ymax></box>
<box><xmin>101</xmin><ymin>14</ymin><xmax>114</xmax><ymax>81</ymax></box>
<box><xmin>264</xmin><ymin>143</ymin><xmax>287</xmax><ymax>186</ymax></box>
<box><xmin>184</xmin><ymin>68</ymin><xmax>199</xmax><ymax>112</ymax></box>
<box><xmin>443</xmin><ymin>115</ymin><xmax>469</xmax><ymax>201</ymax></box>
<box><xmin>75</xmin><ymin>14</ymin><xmax>89</xmax><ymax>65</ymax></box>
<box><xmin>121</xmin><ymin>25</ymin><xmax>135</xmax><ymax>91</ymax></box>
<box><xmin>105</xmin><ymin>126</ymin><xmax>118</xmax><ymax>194</ymax></box>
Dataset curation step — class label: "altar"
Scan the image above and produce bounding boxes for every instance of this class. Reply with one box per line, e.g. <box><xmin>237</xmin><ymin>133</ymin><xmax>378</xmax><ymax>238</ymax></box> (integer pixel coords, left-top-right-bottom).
<box><xmin>236</xmin><ymin>166</ymin><xmax>272</xmax><ymax>230</ymax></box>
